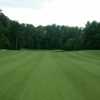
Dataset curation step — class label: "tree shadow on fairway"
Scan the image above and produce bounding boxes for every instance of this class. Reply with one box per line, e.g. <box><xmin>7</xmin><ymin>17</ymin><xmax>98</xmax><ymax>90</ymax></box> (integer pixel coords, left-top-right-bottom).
<box><xmin>51</xmin><ymin>50</ymin><xmax>65</xmax><ymax>53</ymax></box>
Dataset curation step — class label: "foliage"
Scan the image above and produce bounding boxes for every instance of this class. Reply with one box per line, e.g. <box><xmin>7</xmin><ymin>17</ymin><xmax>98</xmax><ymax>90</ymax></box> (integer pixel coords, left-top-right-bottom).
<box><xmin>0</xmin><ymin>12</ymin><xmax>100</xmax><ymax>50</ymax></box>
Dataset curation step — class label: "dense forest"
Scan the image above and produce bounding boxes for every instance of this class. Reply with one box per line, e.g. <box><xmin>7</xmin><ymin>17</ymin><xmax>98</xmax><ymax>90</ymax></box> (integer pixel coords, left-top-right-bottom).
<box><xmin>0</xmin><ymin>11</ymin><xmax>100</xmax><ymax>50</ymax></box>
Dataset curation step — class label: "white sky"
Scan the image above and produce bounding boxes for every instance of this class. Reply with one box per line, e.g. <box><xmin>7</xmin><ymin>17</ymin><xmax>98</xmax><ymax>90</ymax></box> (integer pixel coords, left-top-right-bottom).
<box><xmin>1</xmin><ymin>0</ymin><xmax>100</xmax><ymax>27</ymax></box>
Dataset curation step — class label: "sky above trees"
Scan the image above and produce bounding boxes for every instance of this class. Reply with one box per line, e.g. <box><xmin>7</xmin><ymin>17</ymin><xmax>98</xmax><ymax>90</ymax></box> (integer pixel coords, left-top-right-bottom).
<box><xmin>0</xmin><ymin>0</ymin><xmax>100</xmax><ymax>26</ymax></box>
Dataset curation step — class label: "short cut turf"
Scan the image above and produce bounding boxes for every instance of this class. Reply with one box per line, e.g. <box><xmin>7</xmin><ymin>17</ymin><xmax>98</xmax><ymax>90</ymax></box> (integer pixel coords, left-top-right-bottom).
<box><xmin>0</xmin><ymin>50</ymin><xmax>100</xmax><ymax>100</ymax></box>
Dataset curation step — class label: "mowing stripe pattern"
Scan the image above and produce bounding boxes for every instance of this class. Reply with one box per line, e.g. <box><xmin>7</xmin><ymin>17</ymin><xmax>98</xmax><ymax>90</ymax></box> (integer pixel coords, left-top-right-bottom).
<box><xmin>0</xmin><ymin>50</ymin><xmax>100</xmax><ymax>100</ymax></box>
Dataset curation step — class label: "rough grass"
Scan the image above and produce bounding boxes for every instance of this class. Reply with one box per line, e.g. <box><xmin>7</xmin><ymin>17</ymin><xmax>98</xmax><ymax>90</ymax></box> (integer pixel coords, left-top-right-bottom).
<box><xmin>0</xmin><ymin>50</ymin><xmax>100</xmax><ymax>100</ymax></box>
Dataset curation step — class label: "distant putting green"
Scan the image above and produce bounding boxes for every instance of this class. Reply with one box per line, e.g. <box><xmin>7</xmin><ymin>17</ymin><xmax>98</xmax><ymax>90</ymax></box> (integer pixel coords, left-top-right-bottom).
<box><xmin>0</xmin><ymin>50</ymin><xmax>100</xmax><ymax>100</ymax></box>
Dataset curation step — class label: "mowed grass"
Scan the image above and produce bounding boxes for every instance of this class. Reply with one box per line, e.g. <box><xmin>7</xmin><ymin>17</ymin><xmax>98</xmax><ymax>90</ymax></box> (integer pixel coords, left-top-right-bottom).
<box><xmin>0</xmin><ymin>50</ymin><xmax>100</xmax><ymax>100</ymax></box>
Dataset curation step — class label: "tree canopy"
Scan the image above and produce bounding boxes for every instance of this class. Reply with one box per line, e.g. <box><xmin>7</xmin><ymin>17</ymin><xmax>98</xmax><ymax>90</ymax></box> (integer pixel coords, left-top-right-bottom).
<box><xmin>0</xmin><ymin>12</ymin><xmax>100</xmax><ymax>50</ymax></box>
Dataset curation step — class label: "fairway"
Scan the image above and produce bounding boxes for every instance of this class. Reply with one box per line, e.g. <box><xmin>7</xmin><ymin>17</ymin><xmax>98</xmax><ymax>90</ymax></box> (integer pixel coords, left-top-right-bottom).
<box><xmin>0</xmin><ymin>50</ymin><xmax>100</xmax><ymax>100</ymax></box>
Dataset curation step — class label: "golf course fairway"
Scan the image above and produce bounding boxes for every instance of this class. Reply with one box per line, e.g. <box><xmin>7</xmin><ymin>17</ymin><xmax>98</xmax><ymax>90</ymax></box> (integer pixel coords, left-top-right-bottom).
<box><xmin>0</xmin><ymin>50</ymin><xmax>100</xmax><ymax>100</ymax></box>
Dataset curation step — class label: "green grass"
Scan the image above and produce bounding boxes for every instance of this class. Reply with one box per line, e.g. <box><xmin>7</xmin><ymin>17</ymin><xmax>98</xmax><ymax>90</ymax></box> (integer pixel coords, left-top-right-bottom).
<box><xmin>0</xmin><ymin>50</ymin><xmax>100</xmax><ymax>100</ymax></box>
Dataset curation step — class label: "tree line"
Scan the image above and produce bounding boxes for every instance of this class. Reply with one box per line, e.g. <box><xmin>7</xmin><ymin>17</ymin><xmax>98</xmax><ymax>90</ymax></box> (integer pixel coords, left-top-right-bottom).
<box><xmin>0</xmin><ymin>11</ymin><xmax>100</xmax><ymax>50</ymax></box>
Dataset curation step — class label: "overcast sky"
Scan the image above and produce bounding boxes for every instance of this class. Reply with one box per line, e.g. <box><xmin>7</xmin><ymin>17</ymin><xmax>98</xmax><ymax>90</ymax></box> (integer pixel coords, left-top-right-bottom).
<box><xmin>0</xmin><ymin>0</ymin><xmax>100</xmax><ymax>27</ymax></box>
